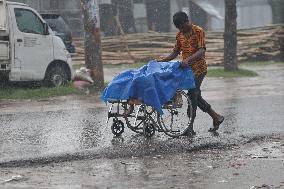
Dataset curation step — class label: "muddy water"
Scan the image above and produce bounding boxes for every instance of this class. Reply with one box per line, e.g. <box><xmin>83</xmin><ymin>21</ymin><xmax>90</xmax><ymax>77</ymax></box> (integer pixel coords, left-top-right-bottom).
<box><xmin>0</xmin><ymin>150</ymin><xmax>223</xmax><ymax>189</ymax></box>
<box><xmin>0</xmin><ymin>137</ymin><xmax>283</xmax><ymax>189</ymax></box>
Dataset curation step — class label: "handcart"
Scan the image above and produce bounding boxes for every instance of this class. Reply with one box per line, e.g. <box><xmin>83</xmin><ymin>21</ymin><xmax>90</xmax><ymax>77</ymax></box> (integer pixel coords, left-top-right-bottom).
<box><xmin>106</xmin><ymin>90</ymin><xmax>193</xmax><ymax>138</ymax></box>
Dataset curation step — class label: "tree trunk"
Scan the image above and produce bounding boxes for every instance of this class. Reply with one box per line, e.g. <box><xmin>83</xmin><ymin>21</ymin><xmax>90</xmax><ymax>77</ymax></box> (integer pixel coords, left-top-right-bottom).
<box><xmin>81</xmin><ymin>0</ymin><xmax>104</xmax><ymax>88</ymax></box>
<box><xmin>224</xmin><ymin>0</ymin><xmax>238</xmax><ymax>71</ymax></box>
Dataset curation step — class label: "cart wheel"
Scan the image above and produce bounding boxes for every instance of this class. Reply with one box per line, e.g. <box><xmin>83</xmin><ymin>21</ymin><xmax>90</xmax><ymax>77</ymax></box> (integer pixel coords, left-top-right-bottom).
<box><xmin>111</xmin><ymin>119</ymin><xmax>124</xmax><ymax>136</ymax></box>
<box><xmin>158</xmin><ymin>90</ymin><xmax>193</xmax><ymax>138</ymax></box>
<box><xmin>143</xmin><ymin>122</ymin><xmax>155</xmax><ymax>138</ymax></box>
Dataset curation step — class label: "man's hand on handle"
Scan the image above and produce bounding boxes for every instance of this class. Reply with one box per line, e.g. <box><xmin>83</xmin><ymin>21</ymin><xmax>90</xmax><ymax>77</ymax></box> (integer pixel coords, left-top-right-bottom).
<box><xmin>180</xmin><ymin>60</ymin><xmax>192</xmax><ymax>68</ymax></box>
<box><xmin>180</xmin><ymin>60</ymin><xmax>189</xmax><ymax>68</ymax></box>
<box><xmin>156</xmin><ymin>58</ymin><xmax>164</xmax><ymax>62</ymax></box>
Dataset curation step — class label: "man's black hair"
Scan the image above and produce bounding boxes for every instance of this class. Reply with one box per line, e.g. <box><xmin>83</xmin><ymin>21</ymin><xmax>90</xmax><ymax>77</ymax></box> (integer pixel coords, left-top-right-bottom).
<box><xmin>173</xmin><ymin>11</ymin><xmax>189</xmax><ymax>28</ymax></box>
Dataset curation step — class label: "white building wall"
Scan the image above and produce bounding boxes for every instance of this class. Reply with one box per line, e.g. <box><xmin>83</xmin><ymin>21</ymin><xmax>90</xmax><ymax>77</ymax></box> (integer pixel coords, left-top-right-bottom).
<box><xmin>203</xmin><ymin>0</ymin><xmax>272</xmax><ymax>30</ymax></box>
<box><xmin>98</xmin><ymin>0</ymin><xmax>111</xmax><ymax>4</ymax></box>
<box><xmin>237</xmin><ymin>1</ymin><xmax>272</xmax><ymax>29</ymax></box>
<box><xmin>133</xmin><ymin>3</ymin><xmax>148</xmax><ymax>33</ymax></box>
<box><xmin>167</xmin><ymin>0</ymin><xmax>273</xmax><ymax>31</ymax></box>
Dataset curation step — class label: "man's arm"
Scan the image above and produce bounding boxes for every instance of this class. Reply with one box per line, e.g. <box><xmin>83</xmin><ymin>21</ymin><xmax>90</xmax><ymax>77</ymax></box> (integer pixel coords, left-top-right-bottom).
<box><xmin>158</xmin><ymin>49</ymin><xmax>180</xmax><ymax>62</ymax></box>
<box><xmin>181</xmin><ymin>48</ymin><xmax>205</xmax><ymax>67</ymax></box>
<box><xmin>158</xmin><ymin>39</ymin><xmax>181</xmax><ymax>62</ymax></box>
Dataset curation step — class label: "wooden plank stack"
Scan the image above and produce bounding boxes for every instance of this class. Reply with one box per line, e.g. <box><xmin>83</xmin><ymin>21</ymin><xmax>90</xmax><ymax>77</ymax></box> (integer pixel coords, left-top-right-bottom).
<box><xmin>72</xmin><ymin>24</ymin><xmax>284</xmax><ymax>66</ymax></box>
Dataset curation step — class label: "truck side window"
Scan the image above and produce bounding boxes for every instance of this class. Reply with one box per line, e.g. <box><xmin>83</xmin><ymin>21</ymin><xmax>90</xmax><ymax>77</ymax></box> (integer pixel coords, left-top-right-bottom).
<box><xmin>14</xmin><ymin>8</ymin><xmax>44</xmax><ymax>35</ymax></box>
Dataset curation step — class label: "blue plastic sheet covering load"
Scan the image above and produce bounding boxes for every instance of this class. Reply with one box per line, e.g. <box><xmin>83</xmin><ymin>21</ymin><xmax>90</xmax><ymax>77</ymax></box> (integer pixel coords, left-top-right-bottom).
<box><xmin>101</xmin><ymin>60</ymin><xmax>195</xmax><ymax>114</ymax></box>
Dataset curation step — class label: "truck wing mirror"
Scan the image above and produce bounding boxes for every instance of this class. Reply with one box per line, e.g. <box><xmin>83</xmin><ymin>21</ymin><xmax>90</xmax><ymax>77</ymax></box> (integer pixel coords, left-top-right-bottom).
<box><xmin>44</xmin><ymin>23</ymin><xmax>49</xmax><ymax>35</ymax></box>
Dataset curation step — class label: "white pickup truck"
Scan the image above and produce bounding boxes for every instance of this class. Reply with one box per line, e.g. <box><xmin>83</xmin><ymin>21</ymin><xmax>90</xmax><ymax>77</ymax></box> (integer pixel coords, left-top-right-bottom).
<box><xmin>0</xmin><ymin>0</ymin><xmax>73</xmax><ymax>86</ymax></box>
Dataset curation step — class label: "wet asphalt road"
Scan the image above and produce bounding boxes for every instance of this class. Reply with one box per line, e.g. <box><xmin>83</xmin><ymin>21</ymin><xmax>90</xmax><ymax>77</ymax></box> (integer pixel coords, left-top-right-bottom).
<box><xmin>0</xmin><ymin>64</ymin><xmax>283</xmax><ymax>166</ymax></box>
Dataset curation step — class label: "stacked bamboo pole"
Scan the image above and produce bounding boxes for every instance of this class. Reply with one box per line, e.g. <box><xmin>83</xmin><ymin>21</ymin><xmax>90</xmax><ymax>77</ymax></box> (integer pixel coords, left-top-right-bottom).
<box><xmin>72</xmin><ymin>24</ymin><xmax>284</xmax><ymax>65</ymax></box>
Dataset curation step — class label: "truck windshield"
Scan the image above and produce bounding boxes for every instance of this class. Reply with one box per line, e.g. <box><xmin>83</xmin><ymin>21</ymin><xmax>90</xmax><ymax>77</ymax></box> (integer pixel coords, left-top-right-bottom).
<box><xmin>14</xmin><ymin>8</ymin><xmax>44</xmax><ymax>35</ymax></box>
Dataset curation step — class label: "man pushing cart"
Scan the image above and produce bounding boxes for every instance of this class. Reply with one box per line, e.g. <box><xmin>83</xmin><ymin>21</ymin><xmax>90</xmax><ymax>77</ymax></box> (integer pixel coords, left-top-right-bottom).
<box><xmin>102</xmin><ymin>11</ymin><xmax>224</xmax><ymax>138</ymax></box>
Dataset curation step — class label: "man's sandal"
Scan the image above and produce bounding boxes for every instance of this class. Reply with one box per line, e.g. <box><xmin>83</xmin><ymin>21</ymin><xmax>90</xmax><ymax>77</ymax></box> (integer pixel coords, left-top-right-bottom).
<box><xmin>181</xmin><ymin>130</ymin><xmax>196</xmax><ymax>136</ymax></box>
<box><xmin>181</xmin><ymin>126</ymin><xmax>196</xmax><ymax>136</ymax></box>
<box><xmin>208</xmin><ymin>116</ymin><xmax>224</xmax><ymax>132</ymax></box>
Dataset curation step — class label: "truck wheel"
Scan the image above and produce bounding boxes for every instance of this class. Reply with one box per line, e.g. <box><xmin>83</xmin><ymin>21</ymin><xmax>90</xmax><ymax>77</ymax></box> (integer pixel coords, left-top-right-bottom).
<box><xmin>45</xmin><ymin>65</ymin><xmax>68</xmax><ymax>87</ymax></box>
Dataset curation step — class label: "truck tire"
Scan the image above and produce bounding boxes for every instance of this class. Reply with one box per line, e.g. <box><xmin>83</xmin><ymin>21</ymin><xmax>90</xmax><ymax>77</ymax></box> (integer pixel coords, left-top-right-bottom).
<box><xmin>45</xmin><ymin>65</ymin><xmax>68</xmax><ymax>87</ymax></box>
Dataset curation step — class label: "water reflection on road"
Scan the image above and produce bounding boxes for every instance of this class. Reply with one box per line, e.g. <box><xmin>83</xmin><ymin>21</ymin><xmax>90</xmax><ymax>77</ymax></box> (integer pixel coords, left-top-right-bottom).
<box><xmin>0</xmin><ymin>64</ymin><xmax>283</xmax><ymax>165</ymax></box>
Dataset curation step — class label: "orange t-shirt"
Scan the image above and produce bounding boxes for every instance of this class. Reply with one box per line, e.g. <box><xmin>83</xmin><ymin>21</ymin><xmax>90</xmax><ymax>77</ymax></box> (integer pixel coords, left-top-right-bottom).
<box><xmin>174</xmin><ymin>24</ymin><xmax>207</xmax><ymax>77</ymax></box>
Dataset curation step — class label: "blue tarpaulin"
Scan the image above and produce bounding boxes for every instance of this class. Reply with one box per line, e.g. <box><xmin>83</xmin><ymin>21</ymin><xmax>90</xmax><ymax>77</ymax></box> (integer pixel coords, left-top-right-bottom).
<box><xmin>101</xmin><ymin>60</ymin><xmax>195</xmax><ymax>114</ymax></box>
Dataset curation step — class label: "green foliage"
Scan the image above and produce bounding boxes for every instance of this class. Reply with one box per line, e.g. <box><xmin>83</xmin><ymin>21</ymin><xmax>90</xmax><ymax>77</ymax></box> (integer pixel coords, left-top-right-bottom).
<box><xmin>0</xmin><ymin>83</ymin><xmax>82</xmax><ymax>100</ymax></box>
<box><xmin>207</xmin><ymin>68</ymin><xmax>257</xmax><ymax>78</ymax></box>
<box><xmin>241</xmin><ymin>60</ymin><xmax>284</xmax><ymax>66</ymax></box>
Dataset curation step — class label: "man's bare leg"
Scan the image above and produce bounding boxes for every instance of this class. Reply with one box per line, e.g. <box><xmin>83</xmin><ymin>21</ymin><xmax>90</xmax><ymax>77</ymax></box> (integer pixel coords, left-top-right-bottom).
<box><xmin>207</xmin><ymin>108</ymin><xmax>224</xmax><ymax>132</ymax></box>
<box><xmin>181</xmin><ymin>102</ymin><xmax>197</xmax><ymax>136</ymax></box>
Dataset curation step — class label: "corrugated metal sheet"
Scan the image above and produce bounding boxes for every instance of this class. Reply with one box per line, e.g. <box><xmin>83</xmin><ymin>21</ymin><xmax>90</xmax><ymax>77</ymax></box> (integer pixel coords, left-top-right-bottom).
<box><xmin>194</xmin><ymin>1</ymin><xmax>223</xmax><ymax>19</ymax></box>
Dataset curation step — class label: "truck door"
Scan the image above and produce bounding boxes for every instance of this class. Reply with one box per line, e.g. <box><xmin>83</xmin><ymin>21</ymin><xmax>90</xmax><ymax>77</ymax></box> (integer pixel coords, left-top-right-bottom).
<box><xmin>12</xmin><ymin>6</ymin><xmax>53</xmax><ymax>80</ymax></box>
<box><xmin>0</xmin><ymin>0</ymin><xmax>7</xmax><ymax>31</ymax></box>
